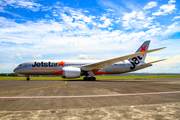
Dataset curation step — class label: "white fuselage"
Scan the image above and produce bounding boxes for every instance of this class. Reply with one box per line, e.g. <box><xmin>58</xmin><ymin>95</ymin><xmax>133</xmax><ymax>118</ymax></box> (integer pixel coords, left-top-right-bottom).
<box><xmin>13</xmin><ymin>60</ymin><xmax>150</xmax><ymax>76</ymax></box>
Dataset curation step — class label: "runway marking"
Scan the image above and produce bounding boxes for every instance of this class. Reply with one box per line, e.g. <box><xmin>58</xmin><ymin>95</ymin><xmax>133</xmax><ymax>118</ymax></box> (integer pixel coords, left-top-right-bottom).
<box><xmin>0</xmin><ymin>82</ymin><xmax>67</xmax><ymax>94</ymax></box>
<box><xmin>0</xmin><ymin>90</ymin><xmax>180</xmax><ymax>99</ymax></box>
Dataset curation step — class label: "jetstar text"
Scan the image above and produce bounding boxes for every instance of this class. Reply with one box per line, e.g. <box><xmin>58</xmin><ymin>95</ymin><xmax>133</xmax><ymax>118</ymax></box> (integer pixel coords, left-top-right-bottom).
<box><xmin>32</xmin><ymin>62</ymin><xmax>59</xmax><ymax>67</ymax></box>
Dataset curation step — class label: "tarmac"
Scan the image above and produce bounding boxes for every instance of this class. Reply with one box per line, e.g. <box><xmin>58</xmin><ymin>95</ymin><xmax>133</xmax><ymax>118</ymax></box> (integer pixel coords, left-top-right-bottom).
<box><xmin>0</xmin><ymin>78</ymin><xmax>180</xmax><ymax>119</ymax></box>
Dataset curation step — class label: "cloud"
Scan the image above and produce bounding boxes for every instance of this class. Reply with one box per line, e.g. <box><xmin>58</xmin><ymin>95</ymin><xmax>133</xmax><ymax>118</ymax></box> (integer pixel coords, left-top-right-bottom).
<box><xmin>1</xmin><ymin>0</ymin><xmax>42</xmax><ymax>11</ymax></box>
<box><xmin>97</xmin><ymin>14</ymin><xmax>113</xmax><ymax>28</ymax></box>
<box><xmin>60</xmin><ymin>13</ymin><xmax>73</xmax><ymax>24</ymax></box>
<box><xmin>77</xmin><ymin>54</ymin><xmax>97</xmax><ymax>60</ymax></box>
<box><xmin>22</xmin><ymin>53</ymin><xmax>28</xmax><ymax>57</ymax></box>
<box><xmin>107</xmin><ymin>9</ymin><xmax>114</xmax><ymax>12</ymax></box>
<box><xmin>115</xmin><ymin>18</ymin><xmax>120</xmax><ymax>23</ymax></box>
<box><xmin>123</xmin><ymin>11</ymin><xmax>136</xmax><ymax>20</ymax></box>
<box><xmin>14</xmin><ymin>53</ymin><xmax>28</xmax><ymax>59</ymax></box>
<box><xmin>83</xmin><ymin>10</ymin><xmax>89</xmax><ymax>13</ymax></box>
<box><xmin>78</xmin><ymin>54</ymin><xmax>89</xmax><ymax>59</ymax></box>
<box><xmin>32</xmin><ymin>54</ymin><xmax>42</xmax><ymax>58</ymax></box>
<box><xmin>143</xmin><ymin>2</ymin><xmax>157</xmax><ymax>10</ymax></box>
<box><xmin>172</xmin><ymin>16</ymin><xmax>180</xmax><ymax>20</ymax></box>
<box><xmin>98</xmin><ymin>18</ymin><xmax>111</xmax><ymax>28</ymax></box>
<box><xmin>66</xmin><ymin>8</ymin><xmax>95</xmax><ymax>24</ymax></box>
<box><xmin>152</xmin><ymin>0</ymin><xmax>176</xmax><ymax>16</ymax></box>
<box><xmin>146</xmin><ymin>27</ymin><xmax>161</xmax><ymax>36</ymax></box>
<box><xmin>168</xmin><ymin>0</ymin><xmax>176</xmax><ymax>4</ymax></box>
<box><xmin>15</xmin><ymin>54</ymin><xmax>22</xmax><ymax>59</ymax></box>
<box><xmin>100</xmin><ymin>15</ymin><xmax>107</xmax><ymax>21</ymax></box>
<box><xmin>9</xmin><ymin>56</ymin><xmax>14</xmax><ymax>59</ymax></box>
<box><xmin>0</xmin><ymin>13</ymin><xmax>158</xmax><ymax>56</ymax></box>
<box><xmin>162</xmin><ymin>22</ymin><xmax>180</xmax><ymax>36</ymax></box>
<box><xmin>122</xmin><ymin>11</ymin><xmax>154</xmax><ymax>29</ymax></box>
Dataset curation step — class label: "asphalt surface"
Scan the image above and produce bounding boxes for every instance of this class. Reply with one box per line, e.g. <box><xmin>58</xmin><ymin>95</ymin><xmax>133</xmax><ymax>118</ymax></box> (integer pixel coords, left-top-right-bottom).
<box><xmin>0</xmin><ymin>78</ymin><xmax>180</xmax><ymax>120</ymax></box>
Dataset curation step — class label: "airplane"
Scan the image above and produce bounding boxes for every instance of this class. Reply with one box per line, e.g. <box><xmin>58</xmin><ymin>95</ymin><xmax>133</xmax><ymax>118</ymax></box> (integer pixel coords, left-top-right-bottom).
<box><xmin>13</xmin><ymin>40</ymin><xmax>166</xmax><ymax>81</ymax></box>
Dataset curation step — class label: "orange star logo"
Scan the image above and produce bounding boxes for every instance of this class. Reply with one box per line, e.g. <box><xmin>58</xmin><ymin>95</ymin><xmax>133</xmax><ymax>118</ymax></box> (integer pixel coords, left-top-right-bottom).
<box><xmin>58</xmin><ymin>61</ymin><xmax>66</xmax><ymax>67</ymax></box>
<box><xmin>139</xmin><ymin>45</ymin><xmax>146</xmax><ymax>57</ymax></box>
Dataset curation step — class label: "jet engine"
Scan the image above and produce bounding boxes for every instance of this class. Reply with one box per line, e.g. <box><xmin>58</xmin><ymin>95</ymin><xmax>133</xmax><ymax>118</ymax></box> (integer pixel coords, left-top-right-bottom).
<box><xmin>62</xmin><ymin>67</ymin><xmax>81</xmax><ymax>78</ymax></box>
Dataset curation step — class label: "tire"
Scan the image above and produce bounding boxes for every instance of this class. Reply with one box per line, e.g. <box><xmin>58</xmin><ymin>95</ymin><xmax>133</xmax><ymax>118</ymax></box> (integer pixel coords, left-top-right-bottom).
<box><xmin>91</xmin><ymin>77</ymin><xmax>96</xmax><ymax>81</ymax></box>
<box><xmin>84</xmin><ymin>77</ymin><xmax>96</xmax><ymax>81</ymax></box>
<box><xmin>83</xmin><ymin>77</ymin><xmax>88</xmax><ymax>81</ymax></box>
<box><xmin>27</xmin><ymin>77</ymin><xmax>30</xmax><ymax>81</ymax></box>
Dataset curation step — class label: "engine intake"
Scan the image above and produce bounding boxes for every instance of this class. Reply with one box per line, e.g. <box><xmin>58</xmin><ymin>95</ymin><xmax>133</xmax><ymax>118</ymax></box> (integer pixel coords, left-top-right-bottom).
<box><xmin>62</xmin><ymin>67</ymin><xmax>81</xmax><ymax>78</ymax></box>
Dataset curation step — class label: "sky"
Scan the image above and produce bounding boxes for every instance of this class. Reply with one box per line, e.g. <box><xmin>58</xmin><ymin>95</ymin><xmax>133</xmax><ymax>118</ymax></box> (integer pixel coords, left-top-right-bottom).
<box><xmin>0</xmin><ymin>0</ymin><xmax>180</xmax><ymax>73</ymax></box>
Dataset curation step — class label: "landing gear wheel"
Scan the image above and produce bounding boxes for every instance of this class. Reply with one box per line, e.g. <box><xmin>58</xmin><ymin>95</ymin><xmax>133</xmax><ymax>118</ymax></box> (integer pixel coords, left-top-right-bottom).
<box><xmin>88</xmin><ymin>77</ymin><xmax>91</xmax><ymax>81</ymax></box>
<box><xmin>92</xmin><ymin>77</ymin><xmax>96</xmax><ymax>81</ymax></box>
<box><xmin>83</xmin><ymin>77</ymin><xmax>88</xmax><ymax>81</ymax></box>
<box><xmin>26</xmin><ymin>77</ymin><xmax>30</xmax><ymax>81</ymax></box>
<box><xmin>26</xmin><ymin>75</ymin><xmax>30</xmax><ymax>81</ymax></box>
<box><xmin>83</xmin><ymin>77</ymin><xmax>96</xmax><ymax>81</ymax></box>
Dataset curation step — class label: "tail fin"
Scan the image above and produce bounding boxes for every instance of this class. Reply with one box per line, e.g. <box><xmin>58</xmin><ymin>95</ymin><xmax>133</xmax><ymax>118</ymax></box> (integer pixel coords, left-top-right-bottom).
<box><xmin>129</xmin><ymin>40</ymin><xmax>150</xmax><ymax>62</ymax></box>
<box><xmin>135</xmin><ymin>40</ymin><xmax>150</xmax><ymax>62</ymax></box>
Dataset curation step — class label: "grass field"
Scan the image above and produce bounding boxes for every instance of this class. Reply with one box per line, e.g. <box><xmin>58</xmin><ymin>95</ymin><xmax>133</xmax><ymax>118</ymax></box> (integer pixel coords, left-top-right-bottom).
<box><xmin>0</xmin><ymin>75</ymin><xmax>180</xmax><ymax>80</ymax></box>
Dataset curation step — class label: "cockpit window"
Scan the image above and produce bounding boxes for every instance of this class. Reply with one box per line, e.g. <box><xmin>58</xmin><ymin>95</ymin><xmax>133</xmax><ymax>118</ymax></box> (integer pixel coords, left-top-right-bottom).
<box><xmin>18</xmin><ymin>64</ymin><xmax>22</xmax><ymax>67</ymax></box>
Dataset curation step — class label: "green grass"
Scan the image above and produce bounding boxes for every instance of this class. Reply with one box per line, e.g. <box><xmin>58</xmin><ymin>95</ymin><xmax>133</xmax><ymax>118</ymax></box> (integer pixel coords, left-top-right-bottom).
<box><xmin>0</xmin><ymin>75</ymin><xmax>180</xmax><ymax>80</ymax></box>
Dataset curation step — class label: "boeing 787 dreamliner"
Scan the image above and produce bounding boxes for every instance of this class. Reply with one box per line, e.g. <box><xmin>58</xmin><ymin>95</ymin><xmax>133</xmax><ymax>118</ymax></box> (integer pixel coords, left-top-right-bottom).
<box><xmin>14</xmin><ymin>40</ymin><xmax>166</xmax><ymax>81</ymax></box>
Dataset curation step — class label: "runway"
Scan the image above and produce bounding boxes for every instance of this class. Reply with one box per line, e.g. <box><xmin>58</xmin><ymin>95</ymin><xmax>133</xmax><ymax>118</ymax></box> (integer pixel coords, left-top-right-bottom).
<box><xmin>0</xmin><ymin>78</ymin><xmax>180</xmax><ymax>119</ymax></box>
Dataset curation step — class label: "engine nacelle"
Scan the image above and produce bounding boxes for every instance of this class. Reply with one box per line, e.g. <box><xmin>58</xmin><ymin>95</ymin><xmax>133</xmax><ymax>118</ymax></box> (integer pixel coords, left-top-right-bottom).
<box><xmin>62</xmin><ymin>67</ymin><xmax>81</xmax><ymax>78</ymax></box>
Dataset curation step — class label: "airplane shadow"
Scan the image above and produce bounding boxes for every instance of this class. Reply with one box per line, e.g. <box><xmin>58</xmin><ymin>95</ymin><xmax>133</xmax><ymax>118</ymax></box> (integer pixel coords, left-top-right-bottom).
<box><xmin>61</xmin><ymin>79</ymin><xmax>160</xmax><ymax>82</ymax></box>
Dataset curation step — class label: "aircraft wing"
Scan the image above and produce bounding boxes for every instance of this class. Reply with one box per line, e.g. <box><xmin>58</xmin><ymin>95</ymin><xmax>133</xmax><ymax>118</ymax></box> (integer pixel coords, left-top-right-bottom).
<box><xmin>81</xmin><ymin>47</ymin><xmax>166</xmax><ymax>71</ymax></box>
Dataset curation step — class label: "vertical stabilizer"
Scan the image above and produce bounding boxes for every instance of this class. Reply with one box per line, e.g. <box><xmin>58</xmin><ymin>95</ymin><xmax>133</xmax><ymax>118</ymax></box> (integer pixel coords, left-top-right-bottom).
<box><xmin>129</xmin><ymin>40</ymin><xmax>150</xmax><ymax>62</ymax></box>
<box><xmin>135</xmin><ymin>40</ymin><xmax>150</xmax><ymax>62</ymax></box>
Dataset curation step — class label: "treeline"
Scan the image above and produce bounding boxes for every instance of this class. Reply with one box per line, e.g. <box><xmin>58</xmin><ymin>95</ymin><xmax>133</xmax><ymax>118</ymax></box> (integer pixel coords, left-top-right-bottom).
<box><xmin>0</xmin><ymin>73</ymin><xmax>18</xmax><ymax>76</ymax></box>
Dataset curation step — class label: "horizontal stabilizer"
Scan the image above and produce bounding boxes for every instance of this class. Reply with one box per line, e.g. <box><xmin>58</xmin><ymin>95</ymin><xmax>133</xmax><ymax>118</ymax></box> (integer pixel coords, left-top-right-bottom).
<box><xmin>146</xmin><ymin>58</ymin><xmax>167</xmax><ymax>64</ymax></box>
<box><xmin>138</xmin><ymin>58</ymin><xmax>167</xmax><ymax>68</ymax></box>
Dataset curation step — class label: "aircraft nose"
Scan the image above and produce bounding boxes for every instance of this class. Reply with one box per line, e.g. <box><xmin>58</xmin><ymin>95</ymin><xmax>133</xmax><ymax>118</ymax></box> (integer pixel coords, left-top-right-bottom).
<box><xmin>13</xmin><ymin>68</ymin><xmax>18</xmax><ymax>73</ymax></box>
<box><xmin>13</xmin><ymin>68</ymin><xmax>21</xmax><ymax>73</ymax></box>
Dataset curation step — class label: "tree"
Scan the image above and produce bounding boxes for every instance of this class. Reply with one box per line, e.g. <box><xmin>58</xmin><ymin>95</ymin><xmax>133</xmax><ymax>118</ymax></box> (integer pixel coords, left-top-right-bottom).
<box><xmin>8</xmin><ymin>73</ymin><xmax>18</xmax><ymax>76</ymax></box>
<box><xmin>0</xmin><ymin>73</ymin><xmax>7</xmax><ymax>76</ymax></box>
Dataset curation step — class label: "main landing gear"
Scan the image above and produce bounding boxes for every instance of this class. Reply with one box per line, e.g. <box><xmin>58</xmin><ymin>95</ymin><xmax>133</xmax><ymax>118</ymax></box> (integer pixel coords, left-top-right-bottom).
<box><xmin>83</xmin><ymin>77</ymin><xmax>96</xmax><ymax>81</ymax></box>
<box><xmin>83</xmin><ymin>71</ymin><xmax>96</xmax><ymax>81</ymax></box>
<box><xmin>26</xmin><ymin>75</ymin><xmax>30</xmax><ymax>81</ymax></box>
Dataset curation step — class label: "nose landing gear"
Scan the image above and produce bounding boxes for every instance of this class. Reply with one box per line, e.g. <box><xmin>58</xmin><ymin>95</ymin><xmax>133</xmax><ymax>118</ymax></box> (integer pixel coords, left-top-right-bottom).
<box><xmin>26</xmin><ymin>75</ymin><xmax>30</xmax><ymax>81</ymax></box>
